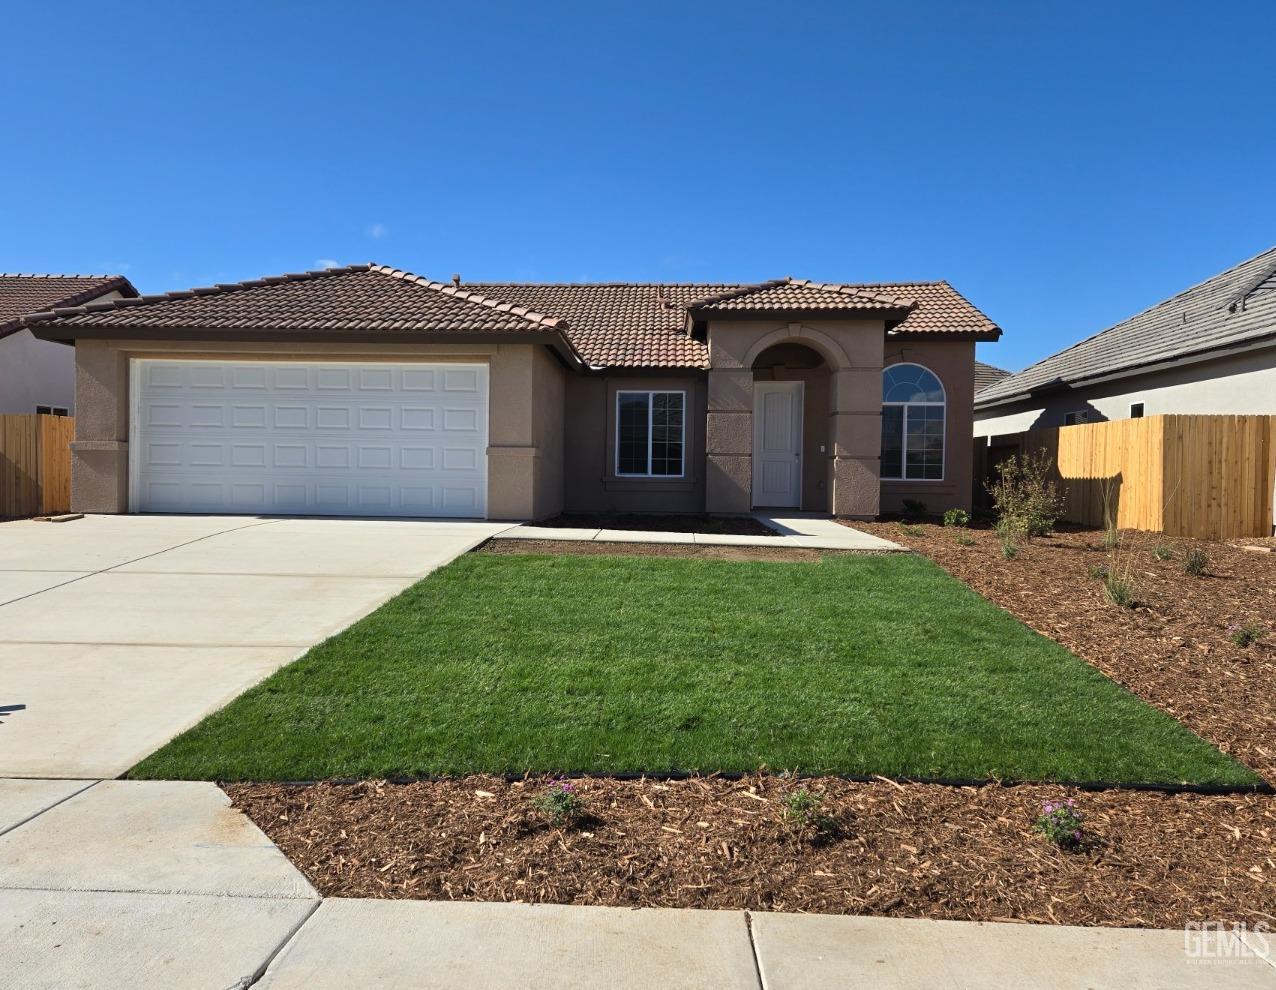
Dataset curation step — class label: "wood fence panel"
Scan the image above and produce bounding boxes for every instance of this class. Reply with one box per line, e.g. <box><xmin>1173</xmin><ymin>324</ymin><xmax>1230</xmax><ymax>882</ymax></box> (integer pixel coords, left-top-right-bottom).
<box><xmin>0</xmin><ymin>414</ymin><xmax>74</xmax><ymax>518</ymax></box>
<box><xmin>997</xmin><ymin>414</ymin><xmax>1276</xmax><ymax>540</ymax></box>
<box><xmin>39</xmin><ymin>414</ymin><xmax>74</xmax><ymax>514</ymax></box>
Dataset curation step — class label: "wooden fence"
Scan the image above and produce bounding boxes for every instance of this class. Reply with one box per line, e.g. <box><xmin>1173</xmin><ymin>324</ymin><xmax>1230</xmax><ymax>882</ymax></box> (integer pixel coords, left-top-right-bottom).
<box><xmin>976</xmin><ymin>414</ymin><xmax>1276</xmax><ymax>540</ymax></box>
<box><xmin>0</xmin><ymin>414</ymin><xmax>74</xmax><ymax>518</ymax></box>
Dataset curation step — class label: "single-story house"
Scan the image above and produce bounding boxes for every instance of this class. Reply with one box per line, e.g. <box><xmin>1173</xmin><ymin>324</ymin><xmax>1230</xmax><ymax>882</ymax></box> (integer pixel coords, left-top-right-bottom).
<box><xmin>0</xmin><ymin>273</ymin><xmax>137</xmax><ymax>414</ymax></box>
<box><xmin>21</xmin><ymin>264</ymin><xmax>1001</xmax><ymax>520</ymax></box>
<box><xmin>975</xmin><ymin>244</ymin><xmax>1276</xmax><ymax>435</ymax></box>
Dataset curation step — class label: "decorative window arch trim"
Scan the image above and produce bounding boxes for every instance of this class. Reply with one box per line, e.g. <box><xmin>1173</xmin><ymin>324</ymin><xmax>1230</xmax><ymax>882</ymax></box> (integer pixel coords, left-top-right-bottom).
<box><xmin>740</xmin><ymin>325</ymin><xmax>851</xmax><ymax>369</ymax></box>
<box><xmin>881</xmin><ymin>362</ymin><xmax>946</xmax><ymax>482</ymax></box>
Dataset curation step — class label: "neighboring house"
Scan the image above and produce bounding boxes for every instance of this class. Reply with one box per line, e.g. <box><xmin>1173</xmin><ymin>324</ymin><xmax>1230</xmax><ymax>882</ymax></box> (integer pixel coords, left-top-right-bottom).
<box><xmin>21</xmin><ymin>264</ymin><xmax>1000</xmax><ymax>520</ymax></box>
<box><xmin>974</xmin><ymin>360</ymin><xmax>1011</xmax><ymax>392</ymax></box>
<box><xmin>0</xmin><ymin>274</ymin><xmax>138</xmax><ymax>415</ymax></box>
<box><xmin>975</xmin><ymin>245</ymin><xmax>1276</xmax><ymax>436</ymax></box>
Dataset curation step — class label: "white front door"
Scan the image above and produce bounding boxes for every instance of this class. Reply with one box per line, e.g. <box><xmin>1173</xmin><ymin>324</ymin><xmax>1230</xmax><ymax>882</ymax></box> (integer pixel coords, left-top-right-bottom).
<box><xmin>752</xmin><ymin>380</ymin><xmax>803</xmax><ymax>508</ymax></box>
<box><xmin>130</xmin><ymin>359</ymin><xmax>489</xmax><ymax>518</ymax></box>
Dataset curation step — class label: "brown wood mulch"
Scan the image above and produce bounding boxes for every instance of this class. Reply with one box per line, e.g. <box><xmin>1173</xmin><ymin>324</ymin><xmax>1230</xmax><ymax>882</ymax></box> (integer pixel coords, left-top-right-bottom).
<box><xmin>228</xmin><ymin>774</ymin><xmax>1275</xmax><ymax>929</ymax></box>
<box><xmin>851</xmin><ymin>521</ymin><xmax>1276</xmax><ymax>784</ymax></box>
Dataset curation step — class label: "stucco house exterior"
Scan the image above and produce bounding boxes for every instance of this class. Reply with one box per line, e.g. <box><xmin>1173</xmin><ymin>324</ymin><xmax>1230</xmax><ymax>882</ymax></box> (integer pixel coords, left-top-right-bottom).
<box><xmin>20</xmin><ymin>264</ymin><xmax>1000</xmax><ymax>520</ymax></box>
<box><xmin>975</xmin><ymin>245</ymin><xmax>1276</xmax><ymax>436</ymax></box>
<box><xmin>0</xmin><ymin>274</ymin><xmax>136</xmax><ymax>414</ymax></box>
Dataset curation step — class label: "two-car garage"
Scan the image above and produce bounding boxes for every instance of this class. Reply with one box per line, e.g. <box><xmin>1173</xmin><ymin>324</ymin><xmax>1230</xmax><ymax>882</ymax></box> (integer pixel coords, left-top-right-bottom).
<box><xmin>130</xmin><ymin>359</ymin><xmax>489</xmax><ymax>518</ymax></box>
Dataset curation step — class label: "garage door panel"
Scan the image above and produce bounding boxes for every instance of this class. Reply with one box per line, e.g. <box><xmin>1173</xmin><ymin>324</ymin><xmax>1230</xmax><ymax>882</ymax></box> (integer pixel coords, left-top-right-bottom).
<box><xmin>133</xmin><ymin>360</ymin><xmax>488</xmax><ymax>518</ymax></box>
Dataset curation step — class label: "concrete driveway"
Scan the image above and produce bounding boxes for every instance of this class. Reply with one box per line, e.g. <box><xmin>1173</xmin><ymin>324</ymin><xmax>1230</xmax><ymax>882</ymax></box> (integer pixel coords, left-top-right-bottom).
<box><xmin>0</xmin><ymin>515</ymin><xmax>509</xmax><ymax>778</ymax></box>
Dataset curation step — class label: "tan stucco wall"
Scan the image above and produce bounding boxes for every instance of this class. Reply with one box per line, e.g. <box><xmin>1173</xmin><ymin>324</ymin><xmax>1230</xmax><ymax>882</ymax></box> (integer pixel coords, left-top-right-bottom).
<box><xmin>704</xmin><ymin>318</ymin><xmax>885</xmax><ymax>517</ymax></box>
<box><xmin>69</xmin><ymin>338</ymin><xmax>560</xmax><ymax>519</ymax></box>
<box><xmin>562</xmin><ymin>372</ymin><xmax>707</xmax><ymax>513</ymax></box>
<box><xmin>880</xmin><ymin>339</ymin><xmax>975</xmax><ymax>514</ymax></box>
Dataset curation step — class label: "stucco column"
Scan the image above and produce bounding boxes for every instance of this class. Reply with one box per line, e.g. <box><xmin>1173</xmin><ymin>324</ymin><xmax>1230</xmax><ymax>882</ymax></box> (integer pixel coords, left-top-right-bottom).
<box><xmin>829</xmin><ymin>365</ymin><xmax>883</xmax><ymax>518</ymax></box>
<box><xmin>705</xmin><ymin>368</ymin><xmax>753</xmax><ymax>513</ymax></box>
<box><xmin>71</xmin><ymin>340</ymin><xmax>130</xmax><ymax>513</ymax></box>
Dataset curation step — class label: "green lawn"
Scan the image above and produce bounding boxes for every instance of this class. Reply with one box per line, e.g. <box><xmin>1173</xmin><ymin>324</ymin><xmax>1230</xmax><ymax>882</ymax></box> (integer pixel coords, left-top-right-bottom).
<box><xmin>132</xmin><ymin>552</ymin><xmax>1259</xmax><ymax>786</ymax></box>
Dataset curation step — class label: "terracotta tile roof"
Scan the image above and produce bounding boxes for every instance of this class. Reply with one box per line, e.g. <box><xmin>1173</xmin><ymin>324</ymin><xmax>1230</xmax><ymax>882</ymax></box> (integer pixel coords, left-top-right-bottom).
<box><xmin>464</xmin><ymin>282</ymin><xmax>727</xmax><ymax>368</ymax></box>
<box><xmin>686</xmin><ymin>278</ymin><xmax>915</xmax><ymax>313</ymax></box>
<box><xmin>976</xmin><ymin>245</ymin><xmax>1276</xmax><ymax>407</ymax></box>
<box><xmin>974</xmin><ymin>360</ymin><xmax>1012</xmax><ymax>392</ymax></box>
<box><xmin>25</xmin><ymin>265</ymin><xmax>1000</xmax><ymax>369</ymax></box>
<box><xmin>0</xmin><ymin>273</ymin><xmax>136</xmax><ymax>339</ymax></box>
<box><xmin>851</xmin><ymin>280</ymin><xmax>1001</xmax><ymax>336</ymax></box>
<box><xmin>25</xmin><ymin>265</ymin><xmax>562</xmax><ymax>335</ymax></box>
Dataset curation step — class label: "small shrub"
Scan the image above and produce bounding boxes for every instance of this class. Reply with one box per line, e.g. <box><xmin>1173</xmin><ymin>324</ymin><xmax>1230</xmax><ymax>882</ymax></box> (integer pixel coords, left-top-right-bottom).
<box><xmin>954</xmin><ymin>533</ymin><xmax>976</xmax><ymax>546</ymax></box>
<box><xmin>532</xmin><ymin>779</ymin><xmax>583</xmax><ymax>827</ymax></box>
<box><xmin>1103</xmin><ymin>573</ymin><xmax>1136</xmax><ymax>608</ymax></box>
<box><xmin>1033</xmin><ymin>798</ymin><xmax>1086</xmax><ymax>851</ymax></box>
<box><xmin>1087</xmin><ymin>564</ymin><xmax>1109</xmax><ymax>580</ymax></box>
<box><xmin>986</xmin><ymin>449</ymin><xmax>1067</xmax><ymax>538</ymax></box>
<box><xmin>781</xmin><ymin>788</ymin><xmax>839</xmax><ymax>839</ymax></box>
<box><xmin>901</xmin><ymin>498</ymin><xmax>928</xmax><ymax>521</ymax></box>
<box><xmin>898</xmin><ymin>523</ymin><xmax>923</xmax><ymax>537</ymax></box>
<box><xmin>1227</xmin><ymin>622</ymin><xmax>1266</xmax><ymax>648</ymax></box>
<box><xmin>1184</xmin><ymin>549</ymin><xmax>1209</xmax><ymax>576</ymax></box>
<box><xmin>995</xmin><ymin>516</ymin><xmax>1027</xmax><ymax>560</ymax></box>
<box><xmin>1101</xmin><ymin>526</ymin><xmax>1120</xmax><ymax>551</ymax></box>
<box><xmin>943</xmin><ymin>508</ymin><xmax>970</xmax><ymax>528</ymax></box>
<box><xmin>1153</xmin><ymin>544</ymin><xmax>1173</xmax><ymax>561</ymax></box>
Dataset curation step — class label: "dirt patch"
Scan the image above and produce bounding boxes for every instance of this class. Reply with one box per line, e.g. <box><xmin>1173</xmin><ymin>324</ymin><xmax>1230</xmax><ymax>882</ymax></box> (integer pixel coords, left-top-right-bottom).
<box><xmin>478</xmin><ymin>538</ymin><xmax>824</xmax><ymax>564</ymax></box>
<box><xmin>850</xmin><ymin>521</ymin><xmax>1276</xmax><ymax>783</ymax></box>
<box><xmin>229</xmin><ymin>775</ymin><xmax>1275</xmax><ymax>928</ymax></box>
<box><xmin>537</xmin><ymin>512</ymin><xmax>777</xmax><ymax>536</ymax></box>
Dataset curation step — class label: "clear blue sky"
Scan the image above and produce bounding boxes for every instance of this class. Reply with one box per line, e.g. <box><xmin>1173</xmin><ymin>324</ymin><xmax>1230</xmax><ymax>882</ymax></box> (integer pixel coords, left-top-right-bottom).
<box><xmin>5</xmin><ymin>1</ymin><xmax>1273</xmax><ymax>371</ymax></box>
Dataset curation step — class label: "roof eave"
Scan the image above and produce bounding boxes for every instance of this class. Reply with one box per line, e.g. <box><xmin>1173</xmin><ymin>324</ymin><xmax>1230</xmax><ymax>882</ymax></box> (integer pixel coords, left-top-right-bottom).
<box><xmin>974</xmin><ymin>330</ymin><xmax>1276</xmax><ymax>411</ymax></box>
<box><xmin>0</xmin><ymin>274</ymin><xmax>139</xmax><ymax>341</ymax></box>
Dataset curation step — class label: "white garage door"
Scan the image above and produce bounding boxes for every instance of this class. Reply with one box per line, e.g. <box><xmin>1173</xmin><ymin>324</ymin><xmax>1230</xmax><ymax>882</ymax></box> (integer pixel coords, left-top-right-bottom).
<box><xmin>130</xmin><ymin>359</ymin><xmax>488</xmax><ymax>517</ymax></box>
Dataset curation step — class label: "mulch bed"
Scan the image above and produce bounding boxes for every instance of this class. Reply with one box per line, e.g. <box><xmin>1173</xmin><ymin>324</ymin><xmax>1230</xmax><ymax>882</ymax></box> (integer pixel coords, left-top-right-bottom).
<box><xmin>537</xmin><ymin>512</ymin><xmax>777</xmax><ymax>536</ymax></box>
<box><xmin>229</xmin><ymin>774</ymin><xmax>1275</xmax><ymax>928</ymax></box>
<box><xmin>478</xmin><ymin>538</ymin><xmax>825</xmax><ymax>564</ymax></box>
<box><xmin>850</xmin><ymin>521</ymin><xmax>1276</xmax><ymax>784</ymax></box>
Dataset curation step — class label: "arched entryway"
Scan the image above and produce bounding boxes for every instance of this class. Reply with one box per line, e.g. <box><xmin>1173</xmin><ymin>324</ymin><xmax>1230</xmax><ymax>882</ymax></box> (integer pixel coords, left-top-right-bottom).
<box><xmin>750</xmin><ymin>342</ymin><xmax>831</xmax><ymax>511</ymax></box>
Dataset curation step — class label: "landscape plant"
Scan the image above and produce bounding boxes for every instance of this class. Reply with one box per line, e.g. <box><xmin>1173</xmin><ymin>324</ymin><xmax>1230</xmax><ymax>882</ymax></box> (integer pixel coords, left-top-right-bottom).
<box><xmin>1184</xmin><ymin>549</ymin><xmax>1209</xmax><ymax>576</ymax></box>
<box><xmin>943</xmin><ymin>508</ymin><xmax>970</xmax><ymax>528</ymax></box>
<box><xmin>532</xmin><ymin>779</ymin><xmax>584</xmax><ymax>827</ymax></box>
<box><xmin>1033</xmin><ymin>798</ymin><xmax>1087</xmax><ymax>851</ymax></box>
<box><xmin>986</xmin><ymin>449</ymin><xmax>1067</xmax><ymax>538</ymax></box>
<box><xmin>1227</xmin><ymin>622</ymin><xmax>1266</xmax><ymax>648</ymax></box>
<box><xmin>1153</xmin><ymin>544</ymin><xmax>1173</xmax><ymax>561</ymax></box>
<box><xmin>780</xmin><ymin>788</ymin><xmax>839</xmax><ymax>839</ymax></box>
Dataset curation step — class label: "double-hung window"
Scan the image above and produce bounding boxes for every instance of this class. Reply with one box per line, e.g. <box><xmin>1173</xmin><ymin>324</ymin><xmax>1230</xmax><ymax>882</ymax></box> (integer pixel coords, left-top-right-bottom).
<box><xmin>881</xmin><ymin>364</ymin><xmax>945</xmax><ymax>481</ymax></box>
<box><xmin>616</xmin><ymin>390</ymin><xmax>685</xmax><ymax>477</ymax></box>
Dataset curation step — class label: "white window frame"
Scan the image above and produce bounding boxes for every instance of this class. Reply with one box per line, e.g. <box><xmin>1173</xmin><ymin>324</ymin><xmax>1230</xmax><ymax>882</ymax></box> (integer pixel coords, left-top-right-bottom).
<box><xmin>881</xmin><ymin>363</ymin><xmax>946</xmax><ymax>482</ymax></box>
<box><xmin>614</xmin><ymin>389</ymin><xmax>686</xmax><ymax>479</ymax></box>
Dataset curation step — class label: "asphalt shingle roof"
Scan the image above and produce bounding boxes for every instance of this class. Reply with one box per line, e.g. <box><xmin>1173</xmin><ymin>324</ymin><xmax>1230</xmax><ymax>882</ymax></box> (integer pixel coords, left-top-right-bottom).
<box><xmin>976</xmin><ymin>245</ymin><xmax>1276</xmax><ymax>406</ymax></box>
<box><xmin>0</xmin><ymin>273</ymin><xmax>136</xmax><ymax>338</ymax></box>
<box><xmin>974</xmin><ymin>360</ymin><xmax>1012</xmax><ymax>392</ymax></box>
<box><xmin>25</xmin><ymin>265</ymin><xmax>1000</xmax><ymax>370</ymax></box>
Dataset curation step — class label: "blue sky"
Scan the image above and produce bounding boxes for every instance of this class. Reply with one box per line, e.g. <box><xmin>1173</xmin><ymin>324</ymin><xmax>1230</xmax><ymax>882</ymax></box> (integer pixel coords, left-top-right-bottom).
<box><xmin>4</xmin><ymin>1</ymin><xmax>1273</xmax><ymax>371</ymax></box>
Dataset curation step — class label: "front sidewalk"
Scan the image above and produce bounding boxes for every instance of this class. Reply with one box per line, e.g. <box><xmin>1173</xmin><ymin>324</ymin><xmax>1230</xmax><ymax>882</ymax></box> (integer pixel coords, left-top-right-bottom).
<box><xmin>496</xmin><ymin>512</ymin><xmax>903</xmax><ymax>551</ymax></box>
<box><xmin>3</xmin><ymin>778</ymin><xmax>1270</xmax><ymax>989</ymax></box>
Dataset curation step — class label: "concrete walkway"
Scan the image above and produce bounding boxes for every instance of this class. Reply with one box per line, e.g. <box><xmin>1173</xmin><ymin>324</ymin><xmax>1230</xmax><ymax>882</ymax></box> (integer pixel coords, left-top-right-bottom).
<box><xmin>0</xmin><ymin>515</ymin><xmax>507</xmax><ymax>778</ymax></box>
<box><xmin>497</xmin><ymin>512</ymin><xmax>902</xmax><ymax>551</ymax></box>
<box><xmin>2</xmin><ymin>778</ymin><xmax>1271</xmax><ymax>989</ymax></box>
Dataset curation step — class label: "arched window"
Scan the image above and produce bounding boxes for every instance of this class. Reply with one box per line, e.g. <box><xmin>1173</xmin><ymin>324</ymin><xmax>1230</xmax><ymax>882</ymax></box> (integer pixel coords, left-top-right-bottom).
<box><xmin>881</xmin><ymin>364</ymin><xmax>945</xmax><ymax>480</ymax></box>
